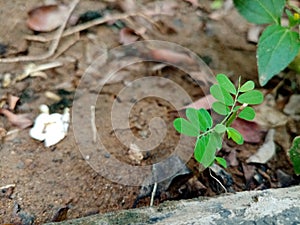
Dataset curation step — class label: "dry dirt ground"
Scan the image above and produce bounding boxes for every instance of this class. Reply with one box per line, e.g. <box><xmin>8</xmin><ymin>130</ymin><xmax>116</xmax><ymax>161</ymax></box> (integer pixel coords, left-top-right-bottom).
<box><xmin>0</xmin><ymin>0</ymin><xmax>299</xmax><ymax>224</ymax></box>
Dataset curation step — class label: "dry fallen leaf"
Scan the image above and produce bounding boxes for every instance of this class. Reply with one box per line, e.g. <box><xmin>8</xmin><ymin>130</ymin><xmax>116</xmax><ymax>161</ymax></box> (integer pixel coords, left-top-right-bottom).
<box><xmin>231</xmin><ymin>118</ymin><xmax>265</xmax><ymax>143</ymax></box>
<box><xmin>8</xmin><ymin>95</ymin><xmax>19</xmax><ymax>110</ymax></box>
<box><xmin>181</xmin><ymin>94</ymin><xmax>216</xmax><ymax>110</ymax></box>
<box><xmin>150</xmin><ymin>49</ymin><xmax>195</xmax><ymax>65</ymax></box>
<box><xmin>226</xmin><ymin>149</ymin><xmax>239</xmax><ymax>167</ymax></box>
<box><xmin>247</xmin><ymin>129</ymin><xmax>275</xmax><ymax>164</ymax></box>
<box><xmin>254</xmin><ymin>104</ymin><xmax>288</xmax><ymax>128</ymax></box>
<box><xmin>0</xmin><ymin>108</ymin><xmax>32</xmax><ymax>129</ymax></box>
<box><xmin>27</xmin><ymin>4</ymin><xmax>69</xmax><ymax>32</ymax></box>
<box><xmin>247</xmin><ymin>25</ymin><xmax>263</xmax><ymax>43</ymax></box>
<box><xmin>119</xmin><ymin>27</ymin><xmax>140</xmax><ymax>45</ymax></box>
<box><xmin>242</xmin><ymin>163</ymin><xmax>255</xmax><ymax>182</ymax></box>
<box><xmin>284</xmin><ymin>94</ymin><xmax>300</xmax><ymax>118</ymax></box>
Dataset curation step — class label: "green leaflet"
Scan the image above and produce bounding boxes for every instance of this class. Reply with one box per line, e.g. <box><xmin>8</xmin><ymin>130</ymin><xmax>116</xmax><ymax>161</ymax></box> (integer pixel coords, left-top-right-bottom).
<box><xmin>186</xmin><ymin>108</ymin><xmax>201</xmax><ymax>130</ymax></box>
<box><xmin>237</xmin><ymin>90</ymin><xmax>264</xmax><ymax>105</ymax></box>
<box><xmin>216</xmin><ymin>73</ymin><xmax>236</xmax><ymax>94</ymax></box>
<box><xmin>212</xmin><ymin>101</ymin><xmax>230</xmax><ymax>116</ymax></box>
<box><xmin>215</xmin><ymin>156</ymin><xmax>227</xmax><ymax>168</ymax></box>
<box><xmin>215</xmin><ymin>124</ymin><xmax>227</xmax><ymax>134</ymax></box>
<box><xmin>194</xmin><ymin>134</ymin><xmax>210</xmax><ymax>163</ymax></box>
<box><xmin>240</xmin><ymin>80</ymin><xmax>255</xmax><ymax>92</ymax></box>
<box><xmin>173</xmin><ymin>118</ymin><xmax>199</xmax><ymax>137</ymax></box>
<box><xmin>198</xmin><ymin>108</ymin><xmax>213</xmax><ymax>132</ymax></box>
<box><xmin>227</xmin><ymin>127</ymin><xmax>244</xmax><ymax>145</ymax></box>
<box><xmin>210</xmin><ymin>84</ymin><xmax>234</xmax><ymax>106</ymax></box>
<box><xmin>238</xmin><ymin>106</ymin><xmax>255</xmax><ymax>121</ymax></box>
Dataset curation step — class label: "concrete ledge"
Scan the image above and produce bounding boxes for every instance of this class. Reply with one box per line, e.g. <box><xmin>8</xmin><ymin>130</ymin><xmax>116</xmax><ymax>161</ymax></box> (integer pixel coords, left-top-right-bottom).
<box><xmin>45</xmin><ymin>185</ymin><xmax>300</xmax><ymax>225</ymax></box>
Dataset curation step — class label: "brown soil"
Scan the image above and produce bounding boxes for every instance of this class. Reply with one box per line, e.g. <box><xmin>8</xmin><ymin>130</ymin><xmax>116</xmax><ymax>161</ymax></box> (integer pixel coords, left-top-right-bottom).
<box><xmin>0</xmin><ymin>0</ymin><xmax>299</xmax><ymax>224</ymax></box>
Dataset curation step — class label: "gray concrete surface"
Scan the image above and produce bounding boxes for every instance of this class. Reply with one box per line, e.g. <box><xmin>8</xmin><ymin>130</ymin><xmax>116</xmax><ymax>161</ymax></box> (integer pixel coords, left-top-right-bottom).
<box><xmin>45</xmin><ymin>185</ymin><xmax>300</xmax><ymax>225</ymax></box>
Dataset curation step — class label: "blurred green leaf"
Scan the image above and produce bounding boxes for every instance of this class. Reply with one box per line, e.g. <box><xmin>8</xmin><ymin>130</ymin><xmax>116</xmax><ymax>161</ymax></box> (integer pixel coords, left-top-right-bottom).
<box><xmin>227</xmin><ymin>127</ymin><xmax>244</xmax><ymax>144</ymax></box>
<box><xmin>216</xmin><ymin>73</ymin><xmax>236</xmax><ymax>94</ymax></box>
<box><xmin>233</xmin><ymin>0</ymin><xmax>285</xmax><ymax>24</ymax></box>
<box><xmin>240</xmin><ymin>80</ymin><xmax>255</xmax><ymax>92</ymax></box>
<box><xmin>289</xmin><ymin>136</ymin><xmax>300</xmax><ymax>175</ymax></box>
<box><xmin>238</xmin><ymin>106</ymin><xmax>255</xmax><ymax>121</ymax></box>
<box><xmin>210</xmin><ymin>84</ymin><xmax>234</xmax><ymax>106</ymax></box>
<box><xmin>215</xmin><ymin>157</ymin><xmax>227</xmax><ymax>168</ymax></box>
<box><xmin>173</xmin><ymin>118</ymin><xmax>199</xmax><ymax>137</ymax></box>
<box><xmin>215</xmin><ymin>124</ymin><xmax>227</xmax><ymax>134</ymax></box>
<box><xmin>237</xmin><ymin>90</ymin><xmax>264</xmax><ymax>105</ymax></box>
<box><xmin>257</xmin><ymin>25</ymin><xmax>300</xmax><ymax>86</ymax></box>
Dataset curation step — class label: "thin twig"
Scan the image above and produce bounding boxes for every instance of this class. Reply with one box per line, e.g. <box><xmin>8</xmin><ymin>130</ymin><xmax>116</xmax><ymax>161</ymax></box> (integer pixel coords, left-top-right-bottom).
<box><xmin>209</xmin><ymin>168</ymin><xmax>227</xmax><ymax>193</ymax></box>
<box><xmin>90</xmin><ymin>105</ymin><xmax>97</xmax><ymax>144</ymax></box>
<box><xmin>25</xmin><ymin>11</ymin><xmax>171</xmax><ymax>43</ymax></box>
<box><xmin>0</xmin><ymin>0</ymin><xmax>80</xmax><ymax>63</ymax></box>
<box><xmin>0</xmin><ymin>184</ymin><xmax>15</xmax><ymax>190</ymax></box>
<box><xmin>150</xmin><ymin>182</ymin><xmax>158</xmax><ymax>207</ymax></box>
<box><xmin>52</xmin><ymin>33</ymin><xmax>80</xmax><ymax>59</ymax></box>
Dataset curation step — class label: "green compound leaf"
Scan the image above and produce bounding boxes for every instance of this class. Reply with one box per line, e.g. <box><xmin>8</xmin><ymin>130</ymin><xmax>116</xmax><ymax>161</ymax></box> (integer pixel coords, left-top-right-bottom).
<box><xmin>233</xmin><ymin>0</ymin><xmax>285</xmax><ymax>25</ymax></box>
<box><xmin>237</xmin><ymin>90</ymin><xmax>264</xmax><ymax>105</ymax></box>
<box><xmin>238</xmin><ymin>106</ymin><xmax>256</xmax><ymax>121</ymax></box>
<box><xmin>240</xmin><ymin>80</ymin><xmax>255</xmax><ymax>92</ymax></box>
<box><xmin>227</xmin><ymin>127</ymin><xmax>244</xmax><ymax>145</ymax></box>
<box><xmin>289</xmin><ymin>136</ymin><xmax>300</xmax><ymax>175</ymax></box>
<box><xmin>198</xmin><ymin>108</ymin><xmax>213</xmax><ymax>131</ymax></box>
<box><xmin>215</xmin><ymin>124</ymin><xmax>227</xmax><ymax>134</ymax></box>
<box><xmin>216</xmin><ymin>73</ymin><xmax>236</xmax><ymax>94</ymax></box>
<box><xmin>210</xmin><ymin>84</ymin><xmax>234</xmax><ymax>106</ymax></box>
<box><xmin>215</xmin><ymin>157</ymin><xmax>227</xmax><ymax>168</ymax></box>
<box><xmin>212</xmin><ymin>101</ymin><xmax>230</xmax><ymax>116</ymax></box>
<box><xmin>257</xmin><ymin>25</ymin><xmax>300</xmax><ymax>86</ymax></box>
<box><xmin>173</xmin><ymin>118</ymin><xmax>199</xmax><ymax>137</ymax></box>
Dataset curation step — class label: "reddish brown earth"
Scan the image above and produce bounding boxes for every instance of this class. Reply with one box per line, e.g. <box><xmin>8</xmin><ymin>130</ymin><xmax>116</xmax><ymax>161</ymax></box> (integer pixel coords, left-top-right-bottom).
<box><xmin>0</xmin><ymin>0</ymin><xmax>299</xmax><ymax>224</ymax></box>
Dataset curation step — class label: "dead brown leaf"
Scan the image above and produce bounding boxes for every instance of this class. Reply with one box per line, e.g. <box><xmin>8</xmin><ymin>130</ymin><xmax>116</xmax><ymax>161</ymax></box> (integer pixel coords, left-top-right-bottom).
<box><xmin>150</xmin><ymin>49</ymin><xmax>195</xmax><ymax>65</ymax></box>
<box><xmin>242</xmin><ymin>163</ymin><xmax>255</xmax><ymax>182</ymax></box>
<box><xmin>231</xmin><ymin>118</ymin><xmax>265</xmax><ymax>144</ymax></box>
<box><xmin>247</xmin><ymin>129</ymin><xmax>275</xmax><ymax>164</ymax></box>
<box><xmin>119</xmin><ymin>27</ymin><xmax>140</xmax><ymax>45</ymax></box>
<box><xmin>181</xmin><ymin>94</ymin><xmax>215</xmax><ymax>110</ymax></box>
<box><xmin>8</xmin><ymin>94</ymin><xmax>19</xmax><ymax>110</ymax></box>
<box><xmin>27</xmin><ymin>4</ymin><xmax>69</xmax><ymax>32</ymax></box>
<box><xmin>0</xmin><ymin>108</ymin><xmax>32</xmax><ymax>129</ymax></box>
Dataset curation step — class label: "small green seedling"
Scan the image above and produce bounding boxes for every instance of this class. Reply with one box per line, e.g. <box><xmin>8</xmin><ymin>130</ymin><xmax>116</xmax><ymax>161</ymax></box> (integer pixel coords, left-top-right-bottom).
<box><xmin>173</xmin><ymin>74</ymin><xmax>264</xmax><ymax>168</ymax></box>
<box><xmin>233</xmin><ymin>0</ymin><xmax>300</xmax><ymax>86</ymax></box>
